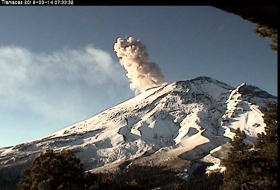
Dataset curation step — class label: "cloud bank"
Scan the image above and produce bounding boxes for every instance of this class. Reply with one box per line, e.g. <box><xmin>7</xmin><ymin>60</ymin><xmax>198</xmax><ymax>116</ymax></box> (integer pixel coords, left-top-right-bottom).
<box><xmin>113</xmin><ymin>36</ymin><xmax>165</xmax><ymax>94</ymax></box>
<box><xmin>0</xmin><ymin>45</ymin><xmax>127</xmax><ymax>121</ymax></box>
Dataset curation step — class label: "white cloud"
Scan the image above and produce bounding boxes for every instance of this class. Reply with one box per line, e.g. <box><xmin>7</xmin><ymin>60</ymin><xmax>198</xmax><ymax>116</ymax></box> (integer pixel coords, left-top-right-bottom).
<box><xmin>0</xmin><ymin>45</ymin><xmax>128</xmax><ymax>121</ymax></box>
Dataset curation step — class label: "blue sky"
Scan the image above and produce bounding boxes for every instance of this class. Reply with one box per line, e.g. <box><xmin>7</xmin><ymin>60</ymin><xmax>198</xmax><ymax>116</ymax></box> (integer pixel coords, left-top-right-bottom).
<box><xmin>0</xmin><ymin>6</ymin><xmax>277</xmax><ymax>147</ymax></box>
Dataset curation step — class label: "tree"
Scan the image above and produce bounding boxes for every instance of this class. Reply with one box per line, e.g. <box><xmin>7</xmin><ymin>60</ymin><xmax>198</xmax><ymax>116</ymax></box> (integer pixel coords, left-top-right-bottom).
<box><xmin>221</xmin><ymin>102</ymin><xmax>278</xmax><ymax>190</ymax></box>
<box><xmin>252</xmin><ymin>102</ymin><xmax>278</xmax><ymax>189</ymax></box>
<box><xmin>255</xmin><ymin>24</ymin><xmax>277</xmax><ymax>51</ymax></box>
<box><xmin>17</xmin><ymin>149</ymin><xmax>86</xmax><ymax>190</ymax></box>
<box><xmin>255</xmin><ymin>102</ymin><xmax>277</xmax><ymax>150</ymax></box>
<box><xmin>220</xmin><ymin>128</ymin><xmax>255</xmax><ymax>190</ymax></box>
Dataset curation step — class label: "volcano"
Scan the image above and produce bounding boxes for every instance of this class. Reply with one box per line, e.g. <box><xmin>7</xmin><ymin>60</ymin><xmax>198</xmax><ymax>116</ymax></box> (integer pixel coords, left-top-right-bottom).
<box><xmin>0</xmin><ymin>76</ymin><xmax>277</xmax><ymax>177</ymax></box>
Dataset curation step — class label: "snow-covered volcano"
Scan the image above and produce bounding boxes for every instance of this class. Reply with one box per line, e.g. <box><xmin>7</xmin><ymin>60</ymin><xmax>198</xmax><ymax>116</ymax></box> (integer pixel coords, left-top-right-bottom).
<box><xmin>0</xmin><ymin>76</ymin><xmax>277</xmax><ymax>175</ymax></box>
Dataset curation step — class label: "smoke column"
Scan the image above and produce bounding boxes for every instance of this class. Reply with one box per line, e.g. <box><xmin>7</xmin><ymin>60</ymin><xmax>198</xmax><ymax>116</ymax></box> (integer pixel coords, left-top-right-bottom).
<box><xmin>114</xmin><ymin>36</ymin><xmax>165</xmax><ymax>94</ymax></box>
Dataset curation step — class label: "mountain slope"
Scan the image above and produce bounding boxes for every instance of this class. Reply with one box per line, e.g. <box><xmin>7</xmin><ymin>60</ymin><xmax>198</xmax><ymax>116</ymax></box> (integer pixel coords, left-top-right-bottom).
<box><xmin>0</xmin><ymin>76</ymin><xmax>277</xmax><ymax>176</ymax></box>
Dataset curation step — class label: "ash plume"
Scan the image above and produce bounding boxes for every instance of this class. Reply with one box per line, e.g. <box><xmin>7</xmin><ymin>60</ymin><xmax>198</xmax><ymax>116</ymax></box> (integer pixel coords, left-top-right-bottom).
<box><xmin>114</xmin><ymin>36</ymin><xmax>165</xmax><ymax>94</ymax></box>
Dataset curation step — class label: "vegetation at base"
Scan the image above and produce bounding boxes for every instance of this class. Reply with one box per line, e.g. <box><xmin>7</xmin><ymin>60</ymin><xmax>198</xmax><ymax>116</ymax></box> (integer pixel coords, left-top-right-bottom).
<box><xmin>14</xmin><ymin>148</ymin><xmax>223</xmax><ymax>190</ymax></box>
<box><xmin>16</xmin><ymin>149</ymin><xmax>86</xmax><ymax>190</ymax></box>
<box><xmin>169</xmin><ymin>172</ymin><xmax>224</xmax><ymax>190</ymax></box>
<box><xmin>89</xmin><ymin>165</ymin><xmax>179</xmax><ymax>190</ymax></box>
<box><xmin>0</xmin><ymin>171</ymin><xmax>21</xmax><ymax>190</ymax></box>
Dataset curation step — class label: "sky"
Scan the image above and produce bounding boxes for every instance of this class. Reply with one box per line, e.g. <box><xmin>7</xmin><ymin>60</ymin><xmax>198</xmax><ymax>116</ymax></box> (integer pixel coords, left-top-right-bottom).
<box><xmin>0</xmin><ymin>6</ymin><xmax>277</xmax><ymax>148</ymax></box>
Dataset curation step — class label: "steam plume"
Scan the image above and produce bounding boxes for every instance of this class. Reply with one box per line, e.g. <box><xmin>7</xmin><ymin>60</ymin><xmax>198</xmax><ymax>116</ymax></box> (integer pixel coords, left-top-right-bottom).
<box><xmin>114</xmin><ymin>36</ymin><xmax>165</xmax><ymax>94</ymax></box>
